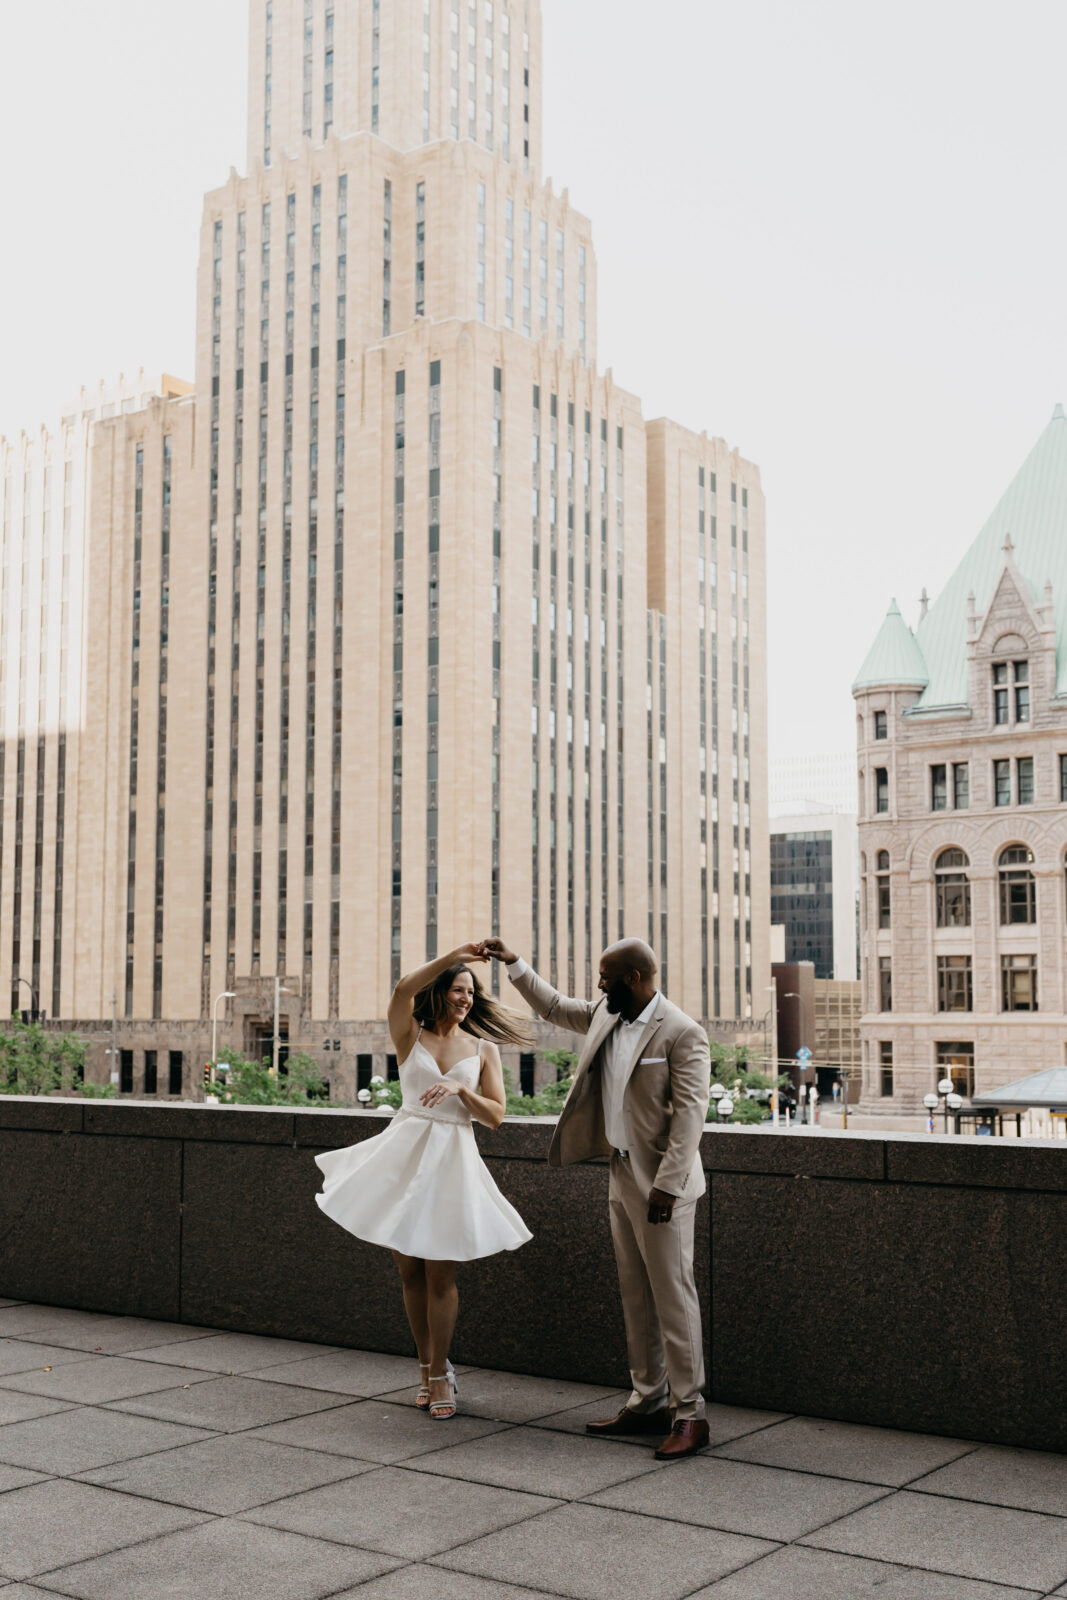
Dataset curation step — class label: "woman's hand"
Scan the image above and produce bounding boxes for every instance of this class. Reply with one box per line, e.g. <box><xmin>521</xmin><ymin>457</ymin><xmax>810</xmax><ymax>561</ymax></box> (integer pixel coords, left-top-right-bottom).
<box><xmin>451</xmin><ymin>942</ymin><xmax>489</xmax><ymax>964</ymax></box>
<box><xmin>419</xmin><ymin>1079</ymin><xmax>466</xmax><ymax>1108</ymax></box>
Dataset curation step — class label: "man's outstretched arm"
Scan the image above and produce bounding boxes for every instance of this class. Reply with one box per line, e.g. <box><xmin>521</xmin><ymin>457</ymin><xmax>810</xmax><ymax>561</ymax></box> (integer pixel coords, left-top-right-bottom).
<box><xmin>482</xmin><ymin>938</ymin><xmax>598</xmax><ymax>1036</ymax></box>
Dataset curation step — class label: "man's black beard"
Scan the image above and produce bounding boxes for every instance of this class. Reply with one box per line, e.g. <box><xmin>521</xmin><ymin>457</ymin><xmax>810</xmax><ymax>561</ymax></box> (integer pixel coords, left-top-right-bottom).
<box><xmin>604</xmin><ymin>979</ymin><xmax>632</xmax><ymax>1016</ymax></box>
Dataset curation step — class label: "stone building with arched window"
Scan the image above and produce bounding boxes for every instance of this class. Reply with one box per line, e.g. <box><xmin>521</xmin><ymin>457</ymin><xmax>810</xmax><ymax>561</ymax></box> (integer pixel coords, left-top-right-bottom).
<box><xmin>853</xmin><ymin>404</ymin><xmax>1067</xmax><ymax>1111</ymax></box>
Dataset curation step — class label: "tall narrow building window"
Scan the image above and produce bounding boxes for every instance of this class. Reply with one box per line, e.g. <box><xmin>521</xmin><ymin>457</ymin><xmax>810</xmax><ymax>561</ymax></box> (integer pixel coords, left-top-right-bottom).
<box><xmin>953</xmin><ymin>761</ymin><xmax>969</xmax><ymax>809</ymax></box>
<box><xmin>501</xmin><ymin>8</ymin><xmax>511</xmax><ymax>161</ymax></box>
<box><xmin>51</xmin><ymin>734</ymin><xmax>64</xmax><ymax>1017</ymax></box>
<box><xmin>153</xmin><ymin>434</ymin><xmax>172</xmax><ymax>1019</ymax></box>
<box><xmin>504</xmin><ymin>198</ymin><xmax>514</xmax><ymax>328</ymax></box>
<box><xmin>993</xmin><ymin>757</ymin><xmax>1011</xmax><ymax>807</ymax></box>
<box><xmin>878</xmin><ymin>955</ymin><xmax>892</xmax><ymax>1012</ymax></box>
<box><xmin>879</xmin><ymin>1041</ymin><xmax>893</xmax><ymax>1097</ymax></box>
<box><xmin>324</xmin><ymin>7</ymin><xmax>334</xmax><ymax>137</ymax></box>
<box><xmin>522</xmin><ymin>206</ymin><xmax>531</xmax><ymax>335</ymax></box>
<box><xmin>999</xmin><ymin>844</ymin><xmax>1035</xmax><ymax>924</ymax></box>
<box><xmin>1002</xmin><ymin>953</ymin><xmax>1038</xmax><ymax>1012</ymax></box>
<box><xmin>415</xmin><ymin>181</ymin><xmax>426</xmax><ymax>317</ymax></box>
<box><xmin>578</xmin><ymin>245</ymin><xmax>587</xmax><ymax>362</ymax></box>
<box><xmin>391</xmin><ymin>370</ymin><xmax>405</xmax><ymax>986</ymax></box>
<box><xmin>125</xmin><ymin>447</ymin><xmax>144</xmax><ymax>1017</ymax></box>
<box><xmin>876</xmin><ymin>849</ymin><xmax>890</xmax><ymax>928</ymax></box>
<box><xmin>383</xmin><ymin>180</ymin><xmax>392</xmax><ymax>335</ymax></box>
<box><xmin>330</xmin><ymin>172</ymin><xmax>347</xmax><ymax>1007</ymax></box>
<box><xmin>302</xmin><ymin>0</ymin><xmax>313</xmax><ymax>138</ymax></box>
<box><xmin>476</xmin><ymin>182</ymin><xmax>486</xmax><ymax>321</ymax></box>
<box><xmin>935</xmin><ymin>848</ymin><xmax>971</xmax><ymax>927</ymax></box>
<box><xmin>531</xmin><ymin>385</ymin><xmax>541</xmax><ymax>971</ymax></box>
<box><xmin>467</xmin><ymin>0</ymin><xmax>477</xmax><ymax>139</ymax></box>
<box><xmin>875</xmin><ymin>766</ymin><xmax>889</xmax><ymax>813</ymax></box>
<box><xmin>617</xmin><ymin>427</ymin><xmax>626</xmax><ymax>944</ymax></box>
<box><xmin>371</xmin><ymin>0</ymin><xmax>380</xmax><ymax>132</ymax></box>
<box><xmin>930</xmin><ymin>763</ymin><xmax>947</xmax><ymax>811</ymax></box>
<box><xmin>427</xmin><ymin>360</ymin><xmax>442</xmax><ymax>960</ymax></box>
<box><xmin>484</xmin><ymin>0</ymin><xmax>494</xmax><ymax>149</ymax></box>
<box><xmin>422</xmin><ymin>0</ymin><xmax>431</xmax><ymax>140</ymax></box>
<box><xmin>264</xmin><ymin>0</ymin><xmax>273</xmax><ymax>165</ymax></box>
<box><xmin>539</xmin><ymin>218</ymin><xmax>548</xmax><ymax>332</ymax></box>
<box><xmin>555</xmin><ymin>229</ymin><xmax>564</xmax><ymax>339</ymax></box>
<box><xmin>450</xmin><ymin>0</ymin><xmax>460</xmax><ymax>139</ymax></box>
<box><xmin>303</xmin><ymin>186</ymin><xmax>319</xmax><ymax>988</ymax></box>
<box><xmin>490</xmin><ymin>366</ymin><xmax>502</xmax><ymax>991</ymax></box>
<box><xmin>1017</xmin><ymin>755</ymin><xmax>1034</xmax><ymax>805</ymax></box>
<box><xmin>937</xmin><ymin>955</ymin><xmax>972</xmax><ymax>1013</ymax></box>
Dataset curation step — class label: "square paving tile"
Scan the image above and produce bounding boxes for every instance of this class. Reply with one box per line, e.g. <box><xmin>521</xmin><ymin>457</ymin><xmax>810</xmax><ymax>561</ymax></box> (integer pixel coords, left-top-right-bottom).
<box><xmin>19</xmin><ymin>1315</ymin><xmax>224</xmax><ymax>1356</ymax></box>
<box><xmin>533</xmin><ymin>1397</ymin><xmax>788</xmax><ymax>1447</ymax></box>
<box><xmin>250</xmin><ymin>1399</ymin><xmax>506</xmax><ymax>1464</ymax></box>
<box><xmin>801</xmin><ymin>1489</ymin><xmax>1067</xmax><ymax>1591</ymax></box>
<box><xmin>251</xmin><ymin>1348</ymin><xmax>439</xmax><ymax>1397</ymax></box>
<box><xmin>105</xmin><ymin>1373</ymin><xmax>354</xmax><ymax>1432</ymax></box>
<box><xmin>0</xmin><ymin>1390</ymin><xmax>77</xmax><ymax>1427</ymax></box>
<box><xmin>0</xmin><ymin>1306</ymin><xmax>107</xmax><ymax>1338</ymax></box>
<box><xmin>0</xmin><ymin>1478</ymin><xmax>207</xmax><ymax>1581</ymax></box>
<box><xmin>328</xmin><ymin>1566</ymin><xmax>563</xmax><ymax>1600</ymax></box>
<box><xmin>122</xmin><ymin>1331</ymin><xmax>342</xmax><ymax>1373</ymax></box>
<box><xmin>407</xmin><ymin>1425</ymin><xmax>662</xmax><ymax>1499</ymax></box>
<box><xmin>433</xmin><ymin>1502</ymin><xmax>777</xmax><ymax>1600</ymax></box>
<box><xmin>695</xmin><ymin>1544</ymin><xmax>1043</xmax><ymax>1599</ymax></box>
<box><xmin>911</xmin><ymin>1442</ymin><xmax>1067</xmax><ymax>1517</ymax></box>
<box><xmin>587</xmin><ymin>1455</ymin><xmax>889</xmax><ymax>1542</ymax></box>
<box><xmin>0</xmin><ymin>1405</ymin><xmax>214</xmax><ymax>1474</ymax></box>
<box><xmin>0</xmin><ymin>1463</ymin><xmax>48</xmax><ymax>1494</ymax></box>
<box><xmin>0</xmin><ymin>1355</ymin><xmax>216</xmax><ymax>1405</ymax></box>
<box><xmin>75</xmin><ymin>1433</ymin><xmax>374</xmax><ymax>1515</ymax></box>
<box><xmin>36</xmin><ymin>1518</ymin><xmax>400</xmax><ymax>1600</ymax></box>
<box><xmin>409</xmin><ymin>1368</ymin><xmax>622</xmax><ymax>1424</ymax></box>
<box><xmin>241</xmin><ymin>1462</ymin><xmax>560</xmax><ymax>1559</ymax></box>
<box><xmin>0</xmin><ymin>1340</ymin><xmax>96</xmax><ymax>1377</ymax></box>
<box><xmin>714</xmin><ymin>1415</ymin><xmax>979</xmax><ymax>1487</ymax></box>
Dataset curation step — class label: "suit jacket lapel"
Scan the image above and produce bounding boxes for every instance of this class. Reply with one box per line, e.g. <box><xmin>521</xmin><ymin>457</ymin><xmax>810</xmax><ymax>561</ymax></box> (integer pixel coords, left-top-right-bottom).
<box><xmin>622</xmin><ymin>997</ymin><xmax>667</xmax><ymax>1094</ymax></box>
<box><xmin>578</xmin><ymin>1002</ymin><xmax>616</xmax><ymax>1079</ymax></box>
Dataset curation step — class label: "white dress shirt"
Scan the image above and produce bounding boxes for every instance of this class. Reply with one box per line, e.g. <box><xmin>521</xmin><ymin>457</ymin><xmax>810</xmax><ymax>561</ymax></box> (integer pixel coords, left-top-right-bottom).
<box><xmin>508</xmin><ymin>958</ymin><xmax>659</xmax><ymax>1153</ymax></box>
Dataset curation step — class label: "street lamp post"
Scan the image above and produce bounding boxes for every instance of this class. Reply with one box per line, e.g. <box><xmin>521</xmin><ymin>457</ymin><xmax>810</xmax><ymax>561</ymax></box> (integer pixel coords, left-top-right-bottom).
<box><xmin>15</xmin><ymin>977</ymin><xmax>38</xmax><ymax>1021</ymax></box>
<box><xmin>273</xmin><ymin>977</ymin><xmax>293</xmax><ymax>1076</ymax></box>
<box><xmin>212</xmin><ymin>991</ymin><xmax>236</xmax><ymax>1087</ymax></box>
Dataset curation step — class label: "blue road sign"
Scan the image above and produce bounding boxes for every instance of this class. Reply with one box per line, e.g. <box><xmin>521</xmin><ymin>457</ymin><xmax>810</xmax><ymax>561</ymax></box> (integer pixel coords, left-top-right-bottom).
<box><xmin>796</xmin><ymin>1046</ymin><xmax>812</xmax><ymax>1063</ymax></box>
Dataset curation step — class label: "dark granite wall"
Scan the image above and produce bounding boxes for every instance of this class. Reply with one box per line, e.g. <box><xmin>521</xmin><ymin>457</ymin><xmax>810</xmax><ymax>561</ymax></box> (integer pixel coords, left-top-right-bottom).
<box><xmin>0</xmin><ymin>1097</ymin><xmax>1064</xmax><ymax>1450</ymax></box>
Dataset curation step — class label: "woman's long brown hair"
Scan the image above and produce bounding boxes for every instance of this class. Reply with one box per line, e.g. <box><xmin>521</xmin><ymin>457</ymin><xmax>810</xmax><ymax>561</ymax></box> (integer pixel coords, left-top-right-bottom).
<box><xmin>413</xmin><ymin>963</ymin><xmax>533</xmax><ymax>1046</ymax></box>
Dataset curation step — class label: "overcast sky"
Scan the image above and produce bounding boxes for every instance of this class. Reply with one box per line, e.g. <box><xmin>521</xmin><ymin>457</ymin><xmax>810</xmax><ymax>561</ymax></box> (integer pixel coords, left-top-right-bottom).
<box><xmin>2</xmin><ymin>0</ymin><xmax>1064</xmax><ymax>762</ymax></box>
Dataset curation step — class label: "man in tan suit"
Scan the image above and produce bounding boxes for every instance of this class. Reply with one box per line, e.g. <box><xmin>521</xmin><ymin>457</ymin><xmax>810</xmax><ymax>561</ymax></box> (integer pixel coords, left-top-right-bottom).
<box><xmin>483</xmin><ymin>936</ymin><xmax>711</xmax><ymax>1460</ymax></box>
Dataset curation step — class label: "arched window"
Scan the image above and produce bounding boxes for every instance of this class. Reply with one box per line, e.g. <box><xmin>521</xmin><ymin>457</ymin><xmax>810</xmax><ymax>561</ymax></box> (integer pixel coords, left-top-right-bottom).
<box><xmin>935</xmin><ymin>848</ymin><xmax>971</xmax><ymax>927</ymax></box>
<box><xmin>876</xmin><ymin>850</ymin><xmax>890</xmax><ymax>929</ymax></box>
<box><xmin>999</xmin><ymin>844</ymin><xmax>1036</xmax><ymax>925</ymax></box>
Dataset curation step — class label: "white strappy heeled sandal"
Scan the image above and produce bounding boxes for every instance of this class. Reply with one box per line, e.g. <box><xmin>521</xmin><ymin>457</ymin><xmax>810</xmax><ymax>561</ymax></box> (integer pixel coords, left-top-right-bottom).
<box><xmin>428</xmin><ymin>1367</ymin><xmax>459</xmax><ymax>1419</ymax></box>
<box><xmin>416</xmin><ymin>1361</ymin><xmax>432</xmax><ymax>1410</ymax></box>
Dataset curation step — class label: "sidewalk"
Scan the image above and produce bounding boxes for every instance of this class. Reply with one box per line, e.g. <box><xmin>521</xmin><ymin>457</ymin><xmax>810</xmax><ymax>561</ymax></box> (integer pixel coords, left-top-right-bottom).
<box><xmin>0</xmin><ymin>1299</ymin><xmax>1065</xmax><ymax>1599</ymax></box>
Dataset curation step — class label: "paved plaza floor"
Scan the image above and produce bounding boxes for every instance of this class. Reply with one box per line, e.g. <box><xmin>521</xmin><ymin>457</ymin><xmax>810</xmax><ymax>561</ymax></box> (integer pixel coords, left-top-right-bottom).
<box><xmin>0</xmin><ymin>1299</ymin><xmax>1064</xmax><ymax>1599</ymax></box>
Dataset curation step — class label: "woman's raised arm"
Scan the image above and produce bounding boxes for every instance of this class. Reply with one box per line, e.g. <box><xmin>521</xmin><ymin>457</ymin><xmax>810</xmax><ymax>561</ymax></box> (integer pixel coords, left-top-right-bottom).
<box><xmin>387</xmin><ymin>943</ymin><xmax>488</xmax><ymax>1057</ymax></box>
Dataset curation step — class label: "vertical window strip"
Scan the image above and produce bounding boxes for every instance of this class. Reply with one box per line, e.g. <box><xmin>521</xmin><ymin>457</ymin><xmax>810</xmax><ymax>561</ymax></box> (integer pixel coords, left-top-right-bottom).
<box><xmin>698</xmin><ymin>465</ymin><xmax>707</xmax><ymax>1017</ymax></box>
<box><xmin>578</xmin><ymin>245</ymin><xmax>587</xmax><ymax>364</ymax></box>
<box><xmin>548</xmin><ymin>393</ymin><xmax>558</xmax><ymax>984</ymax></box>
<box><xmin>531</xmin><ymin>384</ymin><xmax>541</xmax><ymax>972</ymax></box>
<box><xmin>566</xmin><ymin>398</ymin><xmax>575</xmax><ymax>992</ymax></box>
<box><xmin>204</xmin><ymin>219</ymin><xmax>226</xmax><ymax>978</ymax></box>
<box><xmin>484</xmin><ymin>0</ymin><xmax>494</xmax><ymax>150</ymax></box>
<box><xmin>427</xmin><ymin>359</ymin><xmax>442</xmax><ymax>960</ymax></box>
<box><xmin>382</xmin><ymin>180</ymin><xmax>392</xmax><ymax>335</ymax></box>
<box><xmin>491</xmin><ymin>367</ymin><xmax>502</xmax><ymax>993</ymax></box>
<box><xmin>422</xmin><ymin>0</ymin><xmax>431</xmax><ymax>141</ymax></box>
<box><xmin>302</xmin><ymin>0</ymin><xmax>310</xmax><ymax>138</ymax></box>
<box><xmin>450</xmin><ymin>0</ymin><xmax>460</xmax><ymax>139</ymax></box>
<box><xmin>501</xmin><ymin>7</ymin><xmax>510</xmax><ymax>161</ymax></box>
<box><xmin>32</xmin><ymin>733</ymin><xmax>44</xmax><ymax>1016</ymax></box>
<box><xmin>646</xmin><ymin>612</ymin><xmax>654</xmax><ymax>947</ymax></box>
<box><xmin>391</xmin><ymin>370</ymin><xmax>405</xmax><ymax>986</ymax></box>
<box><xmin>710</xmin><ymin>470</ymin><xmax>719</xmax><ymax>1014</ymax></box>
<box><xmin>126</xmin><ymin>447</ymin><xmax>144</xmax><ymax>1017</ymax></box>
<box><xmin>324</xmin><ymin>5</ymin><xmax>334</xmax><ymax>137</ymax></box>
<box><xmin>583</xmin><ymin>407</ymin><xmax>592</xmax><ymax>990</ymax></box>
<box><xmin>153</xmin><ymin>435</ymin><xmax>172</xmax><ymax>1020</ymax></box>
<box><xmin>741</xmin><ymin>484</ymin><xmax>751</xmax><ymax>1010</ymax></box>
<box><xmin>522</xmin><ymin>207</ymin><xmax>531</xmax><ymax>335</ymax></box>
<box><xmin>415</xmin><ymin>181</ymin><xmax>426</xmax><ymax>317</ymax></box>
<box><xmin>658</xmin><ymin>615</ymin><xmax>667</xmax><ymax>993</ymax></box>
<box><xmin>615</xmin><ymin>426</ymin><xmax>624</xmax><ymax>938</ymax></box>
<box><xmin>731</xmin><ymin>479</ymin><xmax>740</xmax><ymax>1014</ymax></box>
<box><xmin>371</xmin><ymin>0</ymin><xmax>380</xmax><ymax>132</ymax></box>
<box><xmin>504</xmin><ymin>198</ymin><xmax>514</xmax><ymax>328</ymax></box>
<box><xmin>467</xmin><ymin>0</ymin><xmax>478</xmax><ymax>139</ymax></box>
<box><xmin>522</xmin><ymin>11</ymin><xmax>530</xmax><ymax>166</ymax></box>
<box><xmin>539</xmin><ymin>218</ymin><xmax>548</xmax><ymax>333</ymax></box>
<box><xmin>303</xmin><ymin>185</ymin><xmax>320</xmax><ymax>986</ymax></box>
<box><xmin>599</xmin><ymin>417</ymin><xmax>608</xmax><ymax>952</ymax></box>
<box><xmin>331</xmin><ymin>173</ymin><xmax>347</xmax><ymax>1003</ymax></box>
<box><xmin>555</xmin><ymin>229</ymin><xmax>564</xmax><ymax>340</ymax></box>
<box><xmin>476</xmin><ymin>183</ymin><xmax>486</xmax><ymax>321</ymax></box>
<box><xmin>10</xmin><ymin>737</ymin><xmax>23</xmax><ymax>1019</ymax></box>
<box><xmin>264</xmin><ymin>0</ymin><xmax>273</xmax><ymax>165</ymax></box>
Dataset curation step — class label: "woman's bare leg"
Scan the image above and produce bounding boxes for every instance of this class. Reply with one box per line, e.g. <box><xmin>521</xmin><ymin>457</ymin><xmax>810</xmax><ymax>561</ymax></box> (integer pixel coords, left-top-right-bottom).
<box><xmin>391</xmin><ymin>1251</ymin><xmax>430</xmax><ymax>1366</ymax></box>
<box><xmin>425</xmin><ymin>1259</ymin><xmax>459</xmax><ymax>1407</ymax></box>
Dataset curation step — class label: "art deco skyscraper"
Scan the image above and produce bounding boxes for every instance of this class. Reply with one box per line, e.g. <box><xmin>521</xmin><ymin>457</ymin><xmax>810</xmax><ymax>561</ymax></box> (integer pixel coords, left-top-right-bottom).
<box><xmin>2</xmin><ymin>0</ymin><xmax>769</xmax><ymax>1089</ymax></box>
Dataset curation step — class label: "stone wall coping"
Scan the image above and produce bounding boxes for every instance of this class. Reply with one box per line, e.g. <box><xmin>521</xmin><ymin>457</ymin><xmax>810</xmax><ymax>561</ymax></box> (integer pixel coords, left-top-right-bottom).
<box><xmin>0</xmin><ymin>1094</ymin><xmax>1064</xmax><ymax>1189</ymax></box>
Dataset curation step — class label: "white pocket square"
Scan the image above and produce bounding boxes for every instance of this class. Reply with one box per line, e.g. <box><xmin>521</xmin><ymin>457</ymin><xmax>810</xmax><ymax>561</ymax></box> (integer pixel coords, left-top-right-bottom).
<box><xmin>640</xmin><ymin>1056</ymin><xmax>667</xmax><ymax>1063</ymax></box>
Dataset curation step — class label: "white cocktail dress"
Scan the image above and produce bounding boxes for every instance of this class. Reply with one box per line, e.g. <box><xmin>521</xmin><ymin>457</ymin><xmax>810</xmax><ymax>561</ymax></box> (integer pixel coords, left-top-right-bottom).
<box><xmin>314</xmin><ymin>1032</ymin><xmax>532</xmax><ymax>1261</ymax></box>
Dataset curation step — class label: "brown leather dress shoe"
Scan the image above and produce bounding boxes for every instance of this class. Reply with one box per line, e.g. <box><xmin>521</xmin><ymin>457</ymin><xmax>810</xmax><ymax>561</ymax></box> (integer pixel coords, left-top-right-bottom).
<box><xmin>585</xmin><ymin>1406</ymin><xmax>672</xmax><ymax>1437</ymax></box>
<box><xmin>654</xmin><ymin>1418</ymin><xmax>711</xmax><ymax>1460</ymax></box>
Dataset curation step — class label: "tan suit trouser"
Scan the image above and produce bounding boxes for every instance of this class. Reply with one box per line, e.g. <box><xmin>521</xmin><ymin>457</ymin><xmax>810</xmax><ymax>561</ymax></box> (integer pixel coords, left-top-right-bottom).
<box><xmin>608</xmin><ymin>1152</ymin><xmax>706</xmax><ymax>1420</ymax></box>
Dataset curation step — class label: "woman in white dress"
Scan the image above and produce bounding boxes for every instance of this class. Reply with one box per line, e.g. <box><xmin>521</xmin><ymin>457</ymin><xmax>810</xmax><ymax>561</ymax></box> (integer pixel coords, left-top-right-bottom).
<box><xmin>314</xmin><ymin>943</ymin><xmax>532</xmax><ymax>1418</ymax></box>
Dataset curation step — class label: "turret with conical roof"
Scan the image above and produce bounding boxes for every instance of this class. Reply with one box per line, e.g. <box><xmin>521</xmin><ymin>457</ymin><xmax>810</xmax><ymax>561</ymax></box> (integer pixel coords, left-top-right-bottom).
<box><xmin>853</xmin><ymin>599</ymin><xmax>928</xmax><ymax>692</ymax></box>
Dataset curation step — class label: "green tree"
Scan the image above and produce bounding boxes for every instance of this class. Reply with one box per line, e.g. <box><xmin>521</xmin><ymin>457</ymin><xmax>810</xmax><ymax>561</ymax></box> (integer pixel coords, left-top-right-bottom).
<box><xmin>0</xmin><ymin>1016</ymin><xmax>89</xmax><ymax>1096</ymax></box>
<box><xmin>210</xmin><ymin>1047</ymin><xmax>329</xmax><ymax>1105</ymax></box>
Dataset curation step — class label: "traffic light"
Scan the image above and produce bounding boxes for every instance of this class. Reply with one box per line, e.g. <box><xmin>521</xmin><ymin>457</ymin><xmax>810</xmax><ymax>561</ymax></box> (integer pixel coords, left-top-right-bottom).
<box><xmin>203</xmin><ymin>1062</ymin><xmax>213</xmax><ymax>1087</ymax></box>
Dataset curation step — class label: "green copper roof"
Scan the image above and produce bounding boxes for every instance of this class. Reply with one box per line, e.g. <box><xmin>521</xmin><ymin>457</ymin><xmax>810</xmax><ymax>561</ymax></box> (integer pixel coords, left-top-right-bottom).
<box><xmin>852</xmin><ymin>599</ymin><xmax>929</xmax><ymax>690</ymax></box>
<box><xmin>912</xmin><ymin>403</ymin><xmax>1067</xmax><ymax>709</ymax></box>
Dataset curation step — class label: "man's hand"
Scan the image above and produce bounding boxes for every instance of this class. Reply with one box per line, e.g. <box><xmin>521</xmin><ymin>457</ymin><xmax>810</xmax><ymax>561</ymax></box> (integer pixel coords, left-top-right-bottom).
<box><xmin>647</xmin><ymin>1186</ymin><xmax>676</xmax><ymax>1226</ymax></box>
<box><xmin>481</xmin><ymin>938</ymin><xmax>518</xmax><ymax>965</ymax></box>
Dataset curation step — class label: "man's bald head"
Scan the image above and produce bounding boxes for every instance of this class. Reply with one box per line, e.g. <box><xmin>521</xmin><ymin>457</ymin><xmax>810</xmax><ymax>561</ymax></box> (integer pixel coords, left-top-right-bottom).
<box><xmin>598</xmin><ymin>938</ymin><xmax>659</xmax><ymax>1018</ymax></box>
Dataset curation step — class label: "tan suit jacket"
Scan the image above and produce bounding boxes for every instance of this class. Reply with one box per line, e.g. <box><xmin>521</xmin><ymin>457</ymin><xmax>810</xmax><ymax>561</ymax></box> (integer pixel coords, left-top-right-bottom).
<box><xmin>510</xmin><ymin>965</ymin><xmax>711</xmax><ymax>1204</ymax></box>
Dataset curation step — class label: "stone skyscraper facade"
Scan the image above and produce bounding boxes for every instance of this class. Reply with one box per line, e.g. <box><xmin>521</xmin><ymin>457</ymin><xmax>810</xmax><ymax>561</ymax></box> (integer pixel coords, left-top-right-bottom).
<box><xmin>0</xmin><ymin>0</ymin><xmax>769</xmax><ymax>1094</ymax></box>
